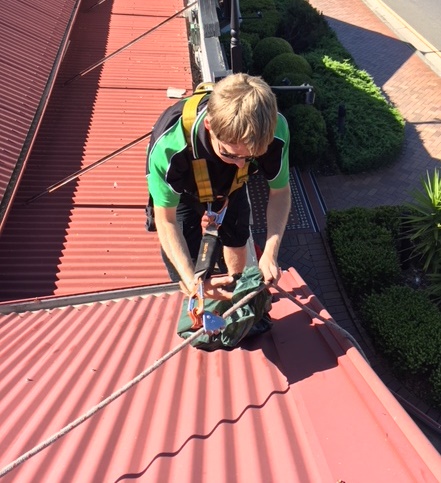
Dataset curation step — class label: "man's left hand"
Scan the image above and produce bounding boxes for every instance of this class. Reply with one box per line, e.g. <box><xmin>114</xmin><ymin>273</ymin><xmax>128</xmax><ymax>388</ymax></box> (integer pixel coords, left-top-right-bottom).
<box><xmin>258</xmin><ymin>252</ymin><xmax>281</xmax><ymax>285</ymax></box>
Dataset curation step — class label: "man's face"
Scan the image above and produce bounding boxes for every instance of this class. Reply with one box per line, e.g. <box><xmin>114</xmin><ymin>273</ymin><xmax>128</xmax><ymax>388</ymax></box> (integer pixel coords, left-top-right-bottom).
<box><xmin>204</xmin><ymin>116</ymin><xmax>252</xmax><ymax>168</ymax></box>
<box><xmin>213</xmin><ymin>138</ymin><xmax>253</xmax><ymax>168</ymax></box>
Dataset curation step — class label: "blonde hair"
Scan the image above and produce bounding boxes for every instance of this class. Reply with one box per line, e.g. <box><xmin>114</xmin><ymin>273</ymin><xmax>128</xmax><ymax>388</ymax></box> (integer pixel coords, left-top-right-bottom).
<box><xmin>207</xmin><ymin>73</ymin><xmax>277</xmax><ymax>157</ymax></box>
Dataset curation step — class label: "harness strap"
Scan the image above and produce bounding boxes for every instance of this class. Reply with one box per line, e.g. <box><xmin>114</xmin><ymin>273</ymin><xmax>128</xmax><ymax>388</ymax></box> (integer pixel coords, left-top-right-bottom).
<box><xmin>182</xmin><ymin>82</ymin><xmax>214</xmax><ymax>148</ymax></box>
<box><xmin>193</xmin><ymin>158</ymin><xmax>214</xmax><ymax>202</ymax></box>
<box><xmin>182</xmin><ymin>92</ymin><xmax>207</xmax><ymax>147</ymax></box>
<box><xmin>192</xmin><ymin>158</ymin><xmax>250</xmax><ymax>203</ymax></box>
<box><xmin>182</xmin><ymin>81</ymin><xmax>250</xmax><ymax>203</ymax></box>
<box><xmin>230</xmin><ymin>163</ymin><xmax>250</xmax><ymax>193</ymax></box>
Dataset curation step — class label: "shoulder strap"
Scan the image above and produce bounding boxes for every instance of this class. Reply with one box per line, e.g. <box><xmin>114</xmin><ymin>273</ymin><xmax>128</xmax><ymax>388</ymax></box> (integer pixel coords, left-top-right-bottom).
<box><xmin>192</xmin><ymin>158</ymin><xmax>214</xmax><ymax>202</ymax></box>
<box><xmin>193</xmin><ymin>158</ymin><xmax>250</xmax><ymax>203</ymax></box>
<box><xmin>182</xmin><ymin>82</ymin><xmax>214</xmax><ymax>148</ymax></box>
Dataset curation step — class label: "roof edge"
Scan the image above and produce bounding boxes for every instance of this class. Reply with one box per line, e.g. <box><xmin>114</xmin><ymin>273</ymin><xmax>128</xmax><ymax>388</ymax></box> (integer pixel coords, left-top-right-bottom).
<box><xmin>0</xmin><ymin>282</ymin><xmax>180</xmax><ymax>314</ymax></box>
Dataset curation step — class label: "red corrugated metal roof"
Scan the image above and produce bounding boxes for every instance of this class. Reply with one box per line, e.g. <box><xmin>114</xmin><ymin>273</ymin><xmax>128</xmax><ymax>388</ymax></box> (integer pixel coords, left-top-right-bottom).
<box><xmin>0</xmin><ymin>0</ymin><xmax>80</xmax><ymax>226</ymax></box>
<box><xmin>1</xmin><ymin>2</ymin><xmax>441</xmax><ymax>481</ymax></box>
<box><xmin>0</xmin><ymin>269</ymin><xmax>440</xmax><ymax>482</ymax></box>
<box><xmin>0</xmin><ymin>0</ymin><xmax>193</xmax><ymax>300</ymax></box>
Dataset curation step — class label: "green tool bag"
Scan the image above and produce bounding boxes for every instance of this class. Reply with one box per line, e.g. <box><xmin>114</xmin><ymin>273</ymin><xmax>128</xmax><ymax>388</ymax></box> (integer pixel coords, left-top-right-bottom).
<box><xmin>177</xmin><ymin>266</ymin><xmax>272</xmax><ymax>351</ymax></box>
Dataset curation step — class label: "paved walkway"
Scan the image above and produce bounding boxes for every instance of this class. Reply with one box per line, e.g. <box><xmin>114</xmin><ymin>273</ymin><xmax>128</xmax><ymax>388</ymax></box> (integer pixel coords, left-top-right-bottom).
<box><xmin>274</xmin><ymin>0</ymin><xmax>441</xmax><ymax>444</ymax></box>
<box><xmin>311</xmin><ymin>0</ymin><xmax>441</xmax><ymax>210</ymax></box>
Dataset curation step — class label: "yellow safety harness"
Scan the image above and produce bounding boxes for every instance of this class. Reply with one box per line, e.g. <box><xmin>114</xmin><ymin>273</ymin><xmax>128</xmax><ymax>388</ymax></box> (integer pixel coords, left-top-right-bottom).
<box><xmin>182</xmin><ymin>82</ymin><xmax>250</xmax><ymax>203</ymax></box>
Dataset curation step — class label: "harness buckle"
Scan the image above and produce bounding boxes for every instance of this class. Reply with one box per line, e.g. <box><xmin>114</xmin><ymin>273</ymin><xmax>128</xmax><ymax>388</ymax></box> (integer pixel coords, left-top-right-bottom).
<box><xmin>206</xmin><ymin>199</ymin><xmax>228</xmax><ymax>228</ymax></box>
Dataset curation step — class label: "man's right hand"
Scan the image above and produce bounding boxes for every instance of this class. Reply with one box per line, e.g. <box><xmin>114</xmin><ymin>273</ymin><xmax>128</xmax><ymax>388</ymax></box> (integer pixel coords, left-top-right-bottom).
<box><xmin>204</xmin><ymin>275</ymin><xmax>235</xmax><ymax>300</ymax></box>
<box><xmin>180</xmin><ymin>275</ymin><xmax>235</xmax><ymax>301</ymax></box>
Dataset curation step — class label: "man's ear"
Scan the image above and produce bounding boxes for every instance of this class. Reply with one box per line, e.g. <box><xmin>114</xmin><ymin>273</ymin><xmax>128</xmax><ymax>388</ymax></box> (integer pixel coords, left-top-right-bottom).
<box><xmin>203</xmin><ymin>116</ymin><xmax>211</xmax><ymax>131</ymax></box>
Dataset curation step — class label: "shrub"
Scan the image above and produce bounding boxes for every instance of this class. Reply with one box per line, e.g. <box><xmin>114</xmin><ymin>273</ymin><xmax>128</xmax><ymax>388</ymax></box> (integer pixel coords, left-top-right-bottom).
<box><xmin>239</xmin><ymin>37</ymin><xmax>253</xmax><ymax>73</ymax></box>
<box><xmin>272</xmin><ymin>72</ymin><xmax>314</xmax><ymax>109</ymax></box>
<box><xmin>283</xmin><ymin>104</ymin><xmax>328</xmax><ymax>171</ymax></box>
<box><xmin>252</xmin><ymin>37</ymin><xmax>294</xmax><ymax>74</ymax></box>
<box><xmin>361</xmin><ymin>285</ymin><xmax>441</xmax><ymax>376</ymax></box>
<box><xmin>305</xmin><ymin>55</ymin><xmax>405</xmax><ymax>173</ymax></box>
<box><xmin>330</xmin><ymin>224</ymin><xmax>401</xmax><ymax>300</ymax></box>
<box><xmin>240</xmin><ymin>0</ymin><xmax>281</xmax><ymax>41</ymax></box>
<box><xmin>327</xmin><ymin>207</ymin><xmax>402</xmax><ymax>300</ymax></box>
<box><xmin>262</xmin><ymin>53</ymin><xmax>312</xmax><ymax>85</ymax></box>
<box><xmin>426</xmin><ymin>272</ymin><xmax>441</xmax><ymax>307</ymax></box>
<box><xmin>307</xmin><ymin>31</ymin><xmax>355</xmax><ymax>64</ymax></box>
<box><xmin>402</xmin><ymin>169</ymin><xmax>441</xmax><ymax>274</ymax></box>
<box><xmin>276</xmin><ymin>0</ymin><xmax>331</xmax><ymax>53</ymax></box>
<box><xmin>430</xmin><ymin>362</ymin><xmax>441</xmax><ymax>405</ymax></box>
<box><xmin>326</xmin><ymin>205</ymin><xmax>403</xmax><ymax>241</ymax></box>
<box><xmin>240</xmin><ymin>31</ymin><xmax>261</xmax><ymax>50</ymax></box>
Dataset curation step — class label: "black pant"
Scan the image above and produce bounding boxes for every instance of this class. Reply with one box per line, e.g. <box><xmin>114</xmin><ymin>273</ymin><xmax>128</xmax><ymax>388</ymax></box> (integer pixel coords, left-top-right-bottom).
<box><xmin>162</xmin><ymin>185</ymin><xmax>251</xmax><ymax>282</ymax></box>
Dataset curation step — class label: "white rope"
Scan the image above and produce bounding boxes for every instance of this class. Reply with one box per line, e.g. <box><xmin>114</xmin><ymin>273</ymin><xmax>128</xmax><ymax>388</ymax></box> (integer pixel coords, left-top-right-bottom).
<box><xmin>2</xmin><ymin>282</ymin><xmax>362</xmax><ymax>478</ymax></box>
<box><xmin>272</xmin><ymin>283</ymin><xmax>370</xmax><ymax>363</ymax></box>
<box><xmin>0</xmin><ymin>285</ymin><xmax>268</xmax><ymax>478</ymax></box>
<box><xmin>0</xmin><ymin>328</ymin><xmax>204</xmax><ymax>478</ymax></box>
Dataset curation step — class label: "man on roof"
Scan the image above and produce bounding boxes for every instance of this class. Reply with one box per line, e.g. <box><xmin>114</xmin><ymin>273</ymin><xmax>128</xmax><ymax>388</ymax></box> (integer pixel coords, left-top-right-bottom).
<box><xmin>146</xmin><ymin>73</ymin><xmax>291</xmax><ymax>300</ymax></box>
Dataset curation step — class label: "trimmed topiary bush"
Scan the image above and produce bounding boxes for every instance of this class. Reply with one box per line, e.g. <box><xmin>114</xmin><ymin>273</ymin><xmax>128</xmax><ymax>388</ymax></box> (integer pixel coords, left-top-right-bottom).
<box><xmin>262</xmin><ymin>52</ymin><xmax>313</xmax><ymax>85</ymax></box>
<box><xmin>326</xmin><ymin>205</ymin><xmax>404</xmax><ymax>243</ymax></box>
<box><xmin>252</xmin><ymin>37</ymin><xmax>294</xmax><ymax>74</ymax></box>
<box><xmin>327</xmin><ymin>205</ymin><xmax>441</xmax><ymax>407</ymax></box>
<box><xmin>283</xmin><ymin>104</ymin><xmax>328</xmax><ymax>171</ymax></box>
<box><xmin>240</xmin><ymin>31</ymin><xmax>260</xmax><ymax>50</ymax></box>
<box><xmin>330</xmin><ymin>224</ymin><xmax>401</xmax><ymax>300</ymax></box>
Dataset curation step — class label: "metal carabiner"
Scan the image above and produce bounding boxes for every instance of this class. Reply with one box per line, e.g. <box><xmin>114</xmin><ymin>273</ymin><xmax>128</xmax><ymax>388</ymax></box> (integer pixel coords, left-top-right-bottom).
<box><xmin>206</xmin><ymin>199</ymin><xmax>228</xmax><ymax>228</ymax></box>
<box><xmin>187</xmin><ymin>278</ymin><xmax>226</xmax><ymax>333</ymax></box>
<box><xmin>187</xmin><ymin>278</ymin><xmax>205</xmax><ymax>329</ymax></box>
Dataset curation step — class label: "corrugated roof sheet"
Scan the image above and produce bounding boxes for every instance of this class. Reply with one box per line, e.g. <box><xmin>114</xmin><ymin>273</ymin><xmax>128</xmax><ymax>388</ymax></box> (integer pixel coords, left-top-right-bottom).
<box><xmin>1</xmin><ymin>2</ymin><xmax>441</xmax><ymax>481</ymax></box>
<box><xmin>0</xmin><ymin>269</ymin><xmax>440</xmax><ymax>482</ymax></box>
<box><xmin>0</xmin><ymin>0</ymin><xmax>193</xmax><ymax>300</ymax></box>
<box><xmin>0</xmin><ymin>0</ymin><xmax>80</xmax><ymax>225</ymax></box>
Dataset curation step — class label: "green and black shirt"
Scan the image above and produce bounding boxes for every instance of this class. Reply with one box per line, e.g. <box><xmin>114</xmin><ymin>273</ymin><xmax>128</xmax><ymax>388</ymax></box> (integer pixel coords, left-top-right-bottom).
<box><xmin>146</xmin><ymin>98</ymin><xmax>290</xmax><ymax>208</ymax></box>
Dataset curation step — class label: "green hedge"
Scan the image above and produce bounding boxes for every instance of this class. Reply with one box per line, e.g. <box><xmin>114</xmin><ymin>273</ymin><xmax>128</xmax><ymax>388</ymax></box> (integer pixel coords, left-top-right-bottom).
<box><xmin>305</xmin><ymin>54</ymin><xmax>405</xmax><ymax>173</ymax></box>
<box><xmin>326</xmin><ymin>206</ymin><xmax>403</xmax><ymax>242</ymax></box>
<box><xmin>276</xmin><ymin>0</ymin><xmax>331</xmax><ymax>53</ymax></box>
<box><xmin>252</xmin><ymin>37</ymin><xmax>294</xmax><ymax>74</ymax></box>
<box><xmin>283</xmin><ymin>104</ymin><xmax>328</xmax><ymax>170</ymax></box>
<box><xmin>240</xmin><ymin>0</ymin><xmax>281</xmax><ymax>40</ymax></box>
<box><xmin>327</xmin><ymin>205</ymin><xmax>441</xmax><ymax>407</ymax></box>
<box><xmin>327</xmin><ymin>207</ymin><xmax>402</xmax><ymax>300</ymax></box>
<box><xmin>361</xmin><ymin>286</ymin><xmax>441</xmax><ymax>388</ymax></box>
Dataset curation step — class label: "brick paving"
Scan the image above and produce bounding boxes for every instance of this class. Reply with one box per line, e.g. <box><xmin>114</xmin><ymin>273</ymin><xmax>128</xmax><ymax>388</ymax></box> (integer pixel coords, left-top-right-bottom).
<box><xmin>272</xmin><ymin>0</ymin><xmax>441</xmax><ymax>436</ymax></box>
<box><xmin>310</xmin><ymin>0</ymin><xmax>441</xmax><ymax>210</ymax></box>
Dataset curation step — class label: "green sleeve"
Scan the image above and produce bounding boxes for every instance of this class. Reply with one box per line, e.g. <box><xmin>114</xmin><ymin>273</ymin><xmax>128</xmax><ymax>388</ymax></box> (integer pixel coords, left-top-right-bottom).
<box><xmin>268</xmin><ymin>113</ymin><xmax>290</xmax><ymax>190</ymax></box>
<box><xmin>146</xmin><ymin>119</ymin><xmax>187</xmax><ymax>208</ymax></box>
